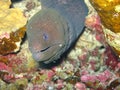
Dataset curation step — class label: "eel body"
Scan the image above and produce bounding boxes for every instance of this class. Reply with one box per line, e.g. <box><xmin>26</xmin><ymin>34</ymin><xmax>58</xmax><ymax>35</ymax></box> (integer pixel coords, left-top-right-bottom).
<box><xmin>26</xmin><ymin>0</ymin><xmax>88</xmax><ymax>63</ymax></box>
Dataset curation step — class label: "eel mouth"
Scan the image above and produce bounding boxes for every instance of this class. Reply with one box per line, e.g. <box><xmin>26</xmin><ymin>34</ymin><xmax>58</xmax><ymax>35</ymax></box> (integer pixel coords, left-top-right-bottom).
<box><xmin>31</xmin><ymin>42</ymin><xmax>64</xmax><ymax>63</ymax></box>
<box><xmin>39</xmin><ymin>42</ymin><xmax>63</xmax><ymax>53</ymax></box>
<box><xmin>40</xmin><ymin>46</ymin><xmax>50</xmax><ymax>52</ymax></box>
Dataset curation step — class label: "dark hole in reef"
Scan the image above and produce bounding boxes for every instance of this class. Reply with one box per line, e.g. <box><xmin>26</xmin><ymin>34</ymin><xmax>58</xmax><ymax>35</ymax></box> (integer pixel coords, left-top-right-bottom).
<box><xmin>10</xmin><ymin>0</ymin><xmax>23</xmax><ymax>8</ymax></box>
<box><xmin>21</xmin><ymin>32</ymin><xmax>27</xmax><ymax>45</ymax></box>
<box><xmin>99</xmin><ymin>45</ymin><xmax>105</xmax><ymax>49</ymax></box>
<box><xmin>11</xmin><ymin>0</ymin><xmax>22</xmax><ymax>2</ymax></box>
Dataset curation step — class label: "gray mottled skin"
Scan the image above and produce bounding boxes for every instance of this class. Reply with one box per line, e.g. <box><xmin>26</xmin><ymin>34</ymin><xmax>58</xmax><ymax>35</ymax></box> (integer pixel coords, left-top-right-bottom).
<box><xmin>26</xmin><ymin>0</ymin><xmax>88</xmax><ymax>63</ymax></box>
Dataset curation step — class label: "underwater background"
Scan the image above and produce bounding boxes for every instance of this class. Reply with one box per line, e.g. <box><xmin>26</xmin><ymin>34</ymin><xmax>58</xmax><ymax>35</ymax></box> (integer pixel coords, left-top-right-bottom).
<box><xmin>0</xmin><ymin>0</ymin><xmax>120</xmax><ymax>90</ymax></box>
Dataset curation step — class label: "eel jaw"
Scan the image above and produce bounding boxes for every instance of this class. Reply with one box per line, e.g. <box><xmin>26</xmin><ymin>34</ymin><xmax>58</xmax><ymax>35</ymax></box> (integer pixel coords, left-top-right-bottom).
<box><xmin>31</xmin><ymin>43</ymin><xmax>65</xmax><ymax>63</ymax></box>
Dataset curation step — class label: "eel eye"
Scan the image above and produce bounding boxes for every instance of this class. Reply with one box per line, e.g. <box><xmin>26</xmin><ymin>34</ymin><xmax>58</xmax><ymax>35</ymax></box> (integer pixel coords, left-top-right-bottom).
<box><xmin>43</xmin><ymin>33</ymin><xmax>48</xmax><ymax>41</ymax></box>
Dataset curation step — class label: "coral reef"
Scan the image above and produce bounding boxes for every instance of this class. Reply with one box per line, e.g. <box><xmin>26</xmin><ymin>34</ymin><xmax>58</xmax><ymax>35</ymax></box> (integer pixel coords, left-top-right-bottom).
<box><xmin>89</xmin><ymin>0</ymin><xmax>120</xmax><ymax>33</ymax></box>
<box><xmin>0</xmin><ymin>0</ymin><xmax>120</xmax><ymax>90</ymax></box>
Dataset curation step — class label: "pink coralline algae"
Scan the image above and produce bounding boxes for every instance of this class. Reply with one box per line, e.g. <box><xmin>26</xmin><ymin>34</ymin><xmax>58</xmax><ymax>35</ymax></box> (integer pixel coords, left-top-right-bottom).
<box><xmin>96</xmin><ymin>70</ymin><xmax>112</xmax><ymax>83</ymax></box>
<box><xmin>47</xmin><ymin>70</ymin><xmax>56</xmax><ymax>81</ymax></box>
<box><xmin>0</xmin><ymin>62</ymin><xmax>12</xmax><ymax>73</ymax></box>
<box><xmin>0</xmin><ymin>32</ymin><xmax>10</xmax><ymax>39</ymax></box>
<box><xmin>85</xmin><ymin>14</ymin><xmax>106</xmax><ymax>44</ymax></box>
<box><xmin>80</xmin><ymin>69</ymin><xmax>115</xmax><ymax>89</ymax></box>
<box><xmin>81</xmin><ymin>74</ymin><xmax>97</xmax><ymax>83</ymax></box>
<box><xmin>85</xmin><ymin>14</ymin><xmax>102</xmax><ymax>32</ymax></box>
<box><xmin>4</xmin><ymin>54</ymin><xmax>28</xmax><ymax>73</ymax></box>
<box><xmin>3</xmin><ymin>74</ymin><xmax>15</xmax><ymax>83</ymax></box>
<box><xmin>0</xmin><ymin>62</ymin><xmax>15</xmax><ymax>83</ymax></box>
<box><xmin>56</xmin><ymin>79</ymin><xmax>64</xmax><ymax>89</ymax></box>
<box><xmin>105</xmin><ymin>46</ymin><xmax>119</xmax><ymax>70</ymax></box>
<box><xmin>75</xmin><ymin>82</ymin><xmax>86</xmax><ymax>90</ymax></box>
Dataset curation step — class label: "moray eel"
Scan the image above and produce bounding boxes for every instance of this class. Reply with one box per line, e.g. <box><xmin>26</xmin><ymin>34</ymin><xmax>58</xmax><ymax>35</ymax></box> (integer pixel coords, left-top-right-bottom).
<box><xmin>26</xmin><ymin>0</ymin><xmax>88</xmax><ymax>63</ymax></box>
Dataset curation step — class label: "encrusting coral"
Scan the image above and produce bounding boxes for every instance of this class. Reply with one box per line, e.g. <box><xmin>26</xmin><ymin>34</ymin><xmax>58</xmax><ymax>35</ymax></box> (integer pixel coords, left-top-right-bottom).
<box><xmin>0</xmin><ymin>0</ymin><xmax>27</xmax><ymax>55</ymax></box>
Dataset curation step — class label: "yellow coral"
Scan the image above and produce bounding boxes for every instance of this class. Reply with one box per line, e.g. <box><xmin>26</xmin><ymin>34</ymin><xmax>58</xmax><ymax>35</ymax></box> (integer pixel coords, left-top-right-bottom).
<box><xmin>0</xmin><ymin>8</ymin><xmax>27</xmax><ymax>35</ymax></box>
<box><xmin>0</xmin><ymin>0</ymin><xmax>27</xmax><ymax>35</ymax></box>
<box><xmin>0</xmin><ymin>0</ymin><xmax>11</xmax><ymax>9</ymax></box>
<box><xmin>90</xmin><ymin>0</ymin><xmax>120</xmax><ymax>33</ymax></box>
